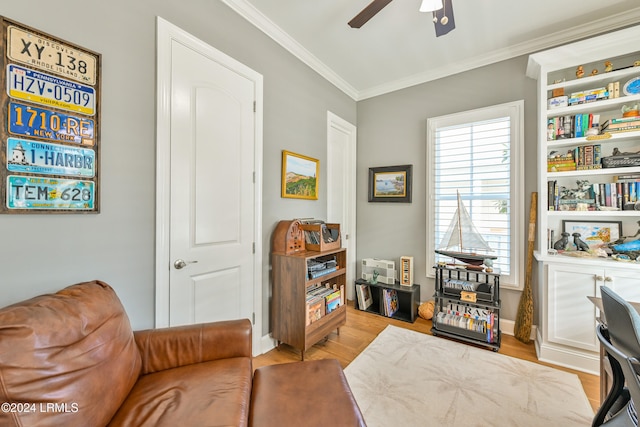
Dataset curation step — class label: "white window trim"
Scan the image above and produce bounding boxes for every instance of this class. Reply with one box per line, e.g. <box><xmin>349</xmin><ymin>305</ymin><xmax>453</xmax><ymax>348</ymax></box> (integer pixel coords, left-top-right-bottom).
<box><xmin>426</xmin><ymin>100</ymin><xmax>525</xmax><ymax>290</ymax></box>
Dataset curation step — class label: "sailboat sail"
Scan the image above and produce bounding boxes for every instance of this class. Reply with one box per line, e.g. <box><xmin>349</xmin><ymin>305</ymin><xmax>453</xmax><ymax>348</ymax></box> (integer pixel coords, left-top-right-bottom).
<box><xmin>436</xmin><ymin>192</ymin><xmax>496</xmax><ymax>265</ymax></box>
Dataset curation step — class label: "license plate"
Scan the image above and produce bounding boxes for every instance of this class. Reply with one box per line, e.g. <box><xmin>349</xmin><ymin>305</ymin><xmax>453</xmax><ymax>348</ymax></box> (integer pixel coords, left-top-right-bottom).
<box><xmin>8</xmin><ymin>26</ymin><xmax>97</xmax><ymax>85</ymax></box>
<box><xmin>7</xmin><ymin>137</ymin><xmax>95</xmax><ymax>177</ymax></box>
<box><xmin>7</xmin><ymin>65</ymin><xmax>95</xmax><ymax>116</ymax></box>
<box><xmin>9</xmin><ymin>102</ymin><xmax>95</xmax><ymax>145</ymax></box>
<box><xmin>7</xmin><ymin>175</ymin><xmax>95</xmax><ymax>210</ymax></box>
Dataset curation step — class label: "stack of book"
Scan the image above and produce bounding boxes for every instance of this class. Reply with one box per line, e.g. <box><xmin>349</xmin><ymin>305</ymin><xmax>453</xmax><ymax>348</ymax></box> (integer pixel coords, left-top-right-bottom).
<box><xmin>382</xmin><ymin>289</ymin><xmax>398</xmax><ymax>317</ymax></box>
<box><xmin>435</xmin><ymin>302</ymin><xmax>498</xmax><ymax>343</ymax></box>
<box><xmin>568</xmin><ymin>87</ymin><xmax>609</xmax><ymax>106</ymax></box>
<box><xmin>601</xmin><ymin>116</ymin><xmax>640</xmax><ymax>133</ymax></box>
<box><xmin>547</xmin><ymin>178</ymin><xmax>640</xmax><ymax>211</ymax></box>
<box><xmin>547</xmin><ymin>113</ymin><xmax>600</xmax><ymax>140</ymax></box>
<box><xmin>305</xmin><ymin>283</ymin><xmax>344</xmax><ymax>325</ymax></box>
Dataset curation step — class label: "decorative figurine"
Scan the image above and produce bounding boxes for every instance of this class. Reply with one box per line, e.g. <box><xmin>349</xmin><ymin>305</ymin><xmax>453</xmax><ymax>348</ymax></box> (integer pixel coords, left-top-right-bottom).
<box><xmin>604</xmin><ymin>61</ymin><xmax>613</xmax><ymax>72</ymax></box>
<box><xmin>369</xmin><ymin>270</ymin><xmax>379</xmax><ymax>285</ymax></box>
<box><xmin>553</xmin><ymin>232</ymin><xmax>570</xmax><ymax>251</ymax></box>
<box><xmin>572</xmin><ymin>233</ymin><xmax>590</xmax><ymax>251</ymax></box>
<box><xmin>590</xmin><ymin>69</ymin><xmax>598</xmax><ymax>76</ymax></box>
<box><xmin>634</xmin><ymin>60</ymin><xmax>640</xmax><ymax>67</ymax></box>
<box><xmin>576</xmin><ymin>65</ymin><xmax>585</xmax><ymax>79</ymax></box>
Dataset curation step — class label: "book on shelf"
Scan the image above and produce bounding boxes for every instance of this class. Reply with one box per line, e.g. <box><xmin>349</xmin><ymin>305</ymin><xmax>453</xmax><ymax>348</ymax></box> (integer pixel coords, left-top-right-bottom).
<box><xmin>308</xmin><ymin>266</ymin><xmax>337</xmax><ymax>279</ymax></box>
<box><xmin>306</xmin><ymin>295</ymin><xmax>325</xmax><ymax>325</ymax></box>
<box><xmin>356</xmin><ymin>283</ymin><xmax>373</xmax><ymax>310</ymax></box>
<box><xmin>325</xmin><ymin>290</ymin><xmax>342</xmax><ymax>313</ymax></box>
<box><xmin>383</xmin><ymin>289</ymin><xmax>399</xmax><ymax>317</ymax></box>
<box><xmin>549</xmin><ymin>179</ymin><xmax>640</xmax><ymax>211</ymax></box>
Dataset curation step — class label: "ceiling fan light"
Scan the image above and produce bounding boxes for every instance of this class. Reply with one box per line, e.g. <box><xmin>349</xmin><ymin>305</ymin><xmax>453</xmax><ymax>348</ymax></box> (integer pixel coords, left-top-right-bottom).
<box><xmin>420</xmin><ymin>0</ymin><xmax>443</xmax><ymax>12</ymax></box>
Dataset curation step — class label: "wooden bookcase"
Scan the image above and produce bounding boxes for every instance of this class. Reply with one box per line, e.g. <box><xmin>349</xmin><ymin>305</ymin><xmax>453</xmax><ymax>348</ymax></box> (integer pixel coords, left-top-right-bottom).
<box><xmin>271</xmin><ymin>247</ymin><xmax>347</xmax><ymax>360</ymax></box>
<box><xmin>354</xmin><ymin>278</ymin><xmax>419</xmax><ymax>323</ymax></box>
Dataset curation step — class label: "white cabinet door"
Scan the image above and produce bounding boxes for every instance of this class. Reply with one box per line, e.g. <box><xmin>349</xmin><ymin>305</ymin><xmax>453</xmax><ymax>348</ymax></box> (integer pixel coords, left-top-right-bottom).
<box><xmin>607</xmin><ymin>268</ymin><xmax>640</xmax><ymax>303</ymax></box>
<box><xmin>547</xmin><ymin>263</ymin><xmax>599</xmax><ymax>352</ymax></box>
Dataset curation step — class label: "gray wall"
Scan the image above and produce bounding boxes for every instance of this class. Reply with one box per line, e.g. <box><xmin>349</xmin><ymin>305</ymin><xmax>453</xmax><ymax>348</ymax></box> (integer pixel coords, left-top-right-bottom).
<box><xmin>356</xmin><ymin>56</ymin><xmax>538</xmax><ymax>322</ymax></box>
<box><xmin>0</xmin><ymin>0</ymin><xmax>540</xmax><ymax>333</ymax></box>
<box><xmin>0</xmin><ymin>0</ymin><xmax>356</xmax><ymax>332</ymax></box>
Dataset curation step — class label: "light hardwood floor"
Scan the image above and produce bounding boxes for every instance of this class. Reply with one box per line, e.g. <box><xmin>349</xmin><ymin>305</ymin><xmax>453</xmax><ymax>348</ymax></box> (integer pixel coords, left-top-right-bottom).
<box><xmin>253</xmin><ymin>303</ymin><xmax>601</xmax><ymax>413</ymax></box>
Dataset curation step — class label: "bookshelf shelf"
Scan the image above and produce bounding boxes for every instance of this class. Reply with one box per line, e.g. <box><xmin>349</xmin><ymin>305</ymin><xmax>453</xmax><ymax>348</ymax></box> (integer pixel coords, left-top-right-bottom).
<box><xmin>431</xmin><ymin>264</ymin><xmax>501</xmax><ymax>351</ymax></box>
<box><xmin>527</xmin><ymin>25</ymin><xmax>640</xmax><ymax>374</ymax></box>
<box><xmin>354</xmin><ymin>278</ymin><xmax>419</xmax><ymax>323</ymax></box>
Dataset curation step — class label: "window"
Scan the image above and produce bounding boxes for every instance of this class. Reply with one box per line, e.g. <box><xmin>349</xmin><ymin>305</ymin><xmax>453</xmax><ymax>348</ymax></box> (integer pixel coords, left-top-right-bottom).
<box><xmin>426</xmin><ymin>101</ymin><xmax>524</xmax><ymax>288</ymax></box>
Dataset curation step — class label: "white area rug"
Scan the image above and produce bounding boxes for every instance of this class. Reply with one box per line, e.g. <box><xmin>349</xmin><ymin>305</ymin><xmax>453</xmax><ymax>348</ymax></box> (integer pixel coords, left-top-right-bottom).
<box><xmin>344</xmin><ymin>325</ymin><xmax>594</xmax><ymax>427</ymax></box>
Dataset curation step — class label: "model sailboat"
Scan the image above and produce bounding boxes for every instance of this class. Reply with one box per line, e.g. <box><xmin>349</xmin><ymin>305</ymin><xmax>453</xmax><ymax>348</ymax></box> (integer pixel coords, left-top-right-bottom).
<box><xmin>435</xmin><ymin>191</ymin><xmax>497</xmax><ymax>266</ymax></box>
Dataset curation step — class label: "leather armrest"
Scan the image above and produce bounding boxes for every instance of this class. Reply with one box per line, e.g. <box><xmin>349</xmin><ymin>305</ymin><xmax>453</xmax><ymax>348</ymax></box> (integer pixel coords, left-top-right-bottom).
<box><xmin>134</xmin><ymin>318</ymin><xmax>252</xmax><ymax>375</ymax></box>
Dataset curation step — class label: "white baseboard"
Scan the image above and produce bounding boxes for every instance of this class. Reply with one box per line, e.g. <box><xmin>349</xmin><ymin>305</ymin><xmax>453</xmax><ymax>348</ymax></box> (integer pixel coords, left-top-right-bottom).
<box><xmin>257</xmin><ymin>321</ymin><xmax>538</xmax><ymax>356</ymax></box>
<box><xmin>500</xmin><ymin>318</ymin><xmax>537</xmax><ymax>342</ymax></box>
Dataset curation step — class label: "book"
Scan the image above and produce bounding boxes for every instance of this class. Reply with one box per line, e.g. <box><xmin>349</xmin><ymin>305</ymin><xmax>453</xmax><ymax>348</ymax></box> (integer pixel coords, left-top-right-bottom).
<box><xmin>356</xmin><ymin>283</ymin><xmax>373</xmax><ymax>311</ymax></box>
<box><xmin>383</xmin><ymin>289</ymin><xmax>399</xmax><ymax>317</ymax></box>
<box><xmin>325</xmin><ymin>290</ymin><xmax>341</xmax><ymax>313</ymax></box>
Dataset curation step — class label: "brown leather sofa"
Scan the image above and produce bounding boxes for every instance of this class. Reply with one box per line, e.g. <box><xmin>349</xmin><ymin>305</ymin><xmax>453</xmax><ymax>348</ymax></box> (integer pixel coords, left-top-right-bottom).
<box><xmin>0</xmin><ymin>280</ymin><xmax>366</xmax><ymax>427</ymax></box>
<box><xmin>0</xmin><ymin>280</ymin><xmax>253</xmax><ymax>427</ymax></box>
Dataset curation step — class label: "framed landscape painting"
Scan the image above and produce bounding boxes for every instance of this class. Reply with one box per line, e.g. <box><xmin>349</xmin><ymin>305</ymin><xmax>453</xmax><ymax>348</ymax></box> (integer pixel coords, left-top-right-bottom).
<box><xmin>281</xmin><ymin>150</ymin><xmax>319</xmax><ymax>200</ymax></box>
<box><xmin>368</xmin><ymin>164</ymin><xmax>412</xmax><ymax>203</ymax></box>
<box><xmin>562</xmin><ymin>220</ymin><xmax>622</xmax><ymax>248</ymax></box>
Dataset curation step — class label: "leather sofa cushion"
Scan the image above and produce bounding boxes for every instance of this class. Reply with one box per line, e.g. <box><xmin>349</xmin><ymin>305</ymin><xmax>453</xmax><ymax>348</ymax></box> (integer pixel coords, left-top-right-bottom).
<box><xmin>0</xmin><ymin>280</ymin><xmax>141</xmax><ymax>427</ymax></box>
<box><xmin>108</xmin><ymin>357</ymin><xmax>252</xmax><ymax>427</ymax></box>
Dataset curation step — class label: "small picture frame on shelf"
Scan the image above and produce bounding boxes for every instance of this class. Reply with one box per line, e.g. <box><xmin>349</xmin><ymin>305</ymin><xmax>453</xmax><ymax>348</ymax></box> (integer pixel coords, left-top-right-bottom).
<box><xmin>368</xmin><ymin>164</ymin><xmax>412</xmax><ymax>203</ymax></box>
<box><xmin>562</xmin><ymin>220</ymin><xmax>622</xmax><ymax>248</ymax></box>
<box><xmin>356</xmin><ymin>283</ymin><xmax>373</xmax><ymax>311</ymax></box>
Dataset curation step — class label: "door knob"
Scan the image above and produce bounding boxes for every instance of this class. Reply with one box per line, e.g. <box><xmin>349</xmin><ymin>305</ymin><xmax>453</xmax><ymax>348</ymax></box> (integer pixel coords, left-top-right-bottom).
<box><xmin>174</xmin><ymin>259</ymin><xmax>197</xmax><ymax>269</ymax></box>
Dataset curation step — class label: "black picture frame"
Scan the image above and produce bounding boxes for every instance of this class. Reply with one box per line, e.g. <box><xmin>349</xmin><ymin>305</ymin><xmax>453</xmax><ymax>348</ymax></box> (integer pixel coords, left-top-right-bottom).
<box><xmin>368</xmin><ymin>164</ymin><xmax>412</xmax><ymax>203</ymax></box>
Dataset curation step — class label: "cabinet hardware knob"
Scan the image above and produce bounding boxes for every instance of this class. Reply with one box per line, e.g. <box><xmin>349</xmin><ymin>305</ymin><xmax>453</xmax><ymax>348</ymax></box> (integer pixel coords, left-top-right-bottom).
<box><xmin>604</xmin><ymin>277</ymin><xmax>613</xmax><ymax>282</ymax></box>
<box><xmin>596</xmin><ymin>275</ymin><xmax>604</xmax><ymax>281</ymax></box>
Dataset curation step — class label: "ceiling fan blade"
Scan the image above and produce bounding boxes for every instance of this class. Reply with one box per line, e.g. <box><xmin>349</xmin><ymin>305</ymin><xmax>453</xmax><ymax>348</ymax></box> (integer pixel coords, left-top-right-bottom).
<box><xmin>348</xmin><ymin>0</ymin><xmax>393</xmax><ymax>28</ymax></box>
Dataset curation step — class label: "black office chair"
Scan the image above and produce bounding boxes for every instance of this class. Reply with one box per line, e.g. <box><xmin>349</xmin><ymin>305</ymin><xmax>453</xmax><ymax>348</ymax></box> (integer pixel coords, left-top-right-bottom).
<box><xmin>593</xmin><ymin>286</ymin><xmax>640</xmax><ymax>427</ymax></box>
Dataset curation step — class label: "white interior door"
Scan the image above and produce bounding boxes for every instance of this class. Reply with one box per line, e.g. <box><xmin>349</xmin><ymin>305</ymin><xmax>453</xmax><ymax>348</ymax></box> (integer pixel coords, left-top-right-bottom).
<box><xmin>327</xmin><ymin>112</ymin><xmax>357</xmax><ymax>301</ymax></box>
<box><xmin>156</xmin><ymin>18</ymin><xmax>263</xmax><ymax>352</ymax></box>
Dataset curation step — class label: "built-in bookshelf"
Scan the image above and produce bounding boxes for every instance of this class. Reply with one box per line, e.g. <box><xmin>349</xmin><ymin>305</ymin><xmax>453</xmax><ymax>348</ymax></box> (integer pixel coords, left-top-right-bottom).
<box><xmin>431</xmin><ymin>264</ymin><xmax>501</xmax><ymax>351</ymax></box>
<box><xmin>527</xmin><ymin>25</ymin><xmax>640</xmax><ymax>374</ymax></box>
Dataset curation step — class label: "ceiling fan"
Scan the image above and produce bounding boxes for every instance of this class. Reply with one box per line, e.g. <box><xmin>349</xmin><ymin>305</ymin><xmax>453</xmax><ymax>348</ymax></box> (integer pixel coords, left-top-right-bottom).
<box><xmin>348</xmin><ymin>0</ymin><xmax>455</xmax><ymax>37</ymax></box>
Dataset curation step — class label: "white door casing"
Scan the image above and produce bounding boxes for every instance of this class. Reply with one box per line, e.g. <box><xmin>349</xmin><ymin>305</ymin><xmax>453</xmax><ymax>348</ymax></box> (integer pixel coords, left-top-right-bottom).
<box><xmin>155</xmin><ymin>17</ymin><xmax>263</xmax><ymax>354</ymax></box>
<box><xmin>327</xmin><ymin>111</ymin><xmax>357</xmax><ymax>301</ymax></box>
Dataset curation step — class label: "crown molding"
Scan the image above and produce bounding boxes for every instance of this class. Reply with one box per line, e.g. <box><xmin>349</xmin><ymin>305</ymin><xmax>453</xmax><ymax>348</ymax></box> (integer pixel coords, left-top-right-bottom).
<box><xmin>220</xmin><ymin>0</ymin><xmax>359</xmax><ymax>100</ymax></box>
<box><xmin>221</xmin><ymin>1</ymin><xmax>640</xmax><ymax>102</ymax></box>
<box><xmin>358</xmin><ymin>9</ymin><xmax>640</xmax><ymax>100</ymax></box>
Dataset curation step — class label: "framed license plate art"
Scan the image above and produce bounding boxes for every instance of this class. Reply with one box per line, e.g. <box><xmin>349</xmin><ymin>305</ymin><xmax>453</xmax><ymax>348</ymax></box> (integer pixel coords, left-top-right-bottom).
<box><xmin>368</xmin><ymin>164</ymin><xmax>412</xmax><ymax>203</ymax></box>
<box><xmin>281</xmin><ymin>150</ymin><xmax>319</xmax><ymax>200</ymax></box>
<box><xmin>0</xmin><ymin>16</ymin><xmax>101</xmax><ymax>213</ymax></box>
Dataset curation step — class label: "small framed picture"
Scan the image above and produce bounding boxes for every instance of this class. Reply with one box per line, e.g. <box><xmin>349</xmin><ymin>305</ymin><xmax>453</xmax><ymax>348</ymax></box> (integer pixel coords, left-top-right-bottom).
<box><xmin>368</xmin><ymin>164</ymin><xmax>412</xmax><ymax>203</ymax></box>
<box><xmin>562</xmin><ymin>220</ymin><xmax>622</xmax><ymax>248</ymax></box>
<box><xmin>281</xmin><ymin>150</ymin><xmax>319</xmax><ymax>200</ymax></box>
<box><xmin>356</xmin><ymin>283</ymin><xmax>373</xmax><ymax>311</ymax></box>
